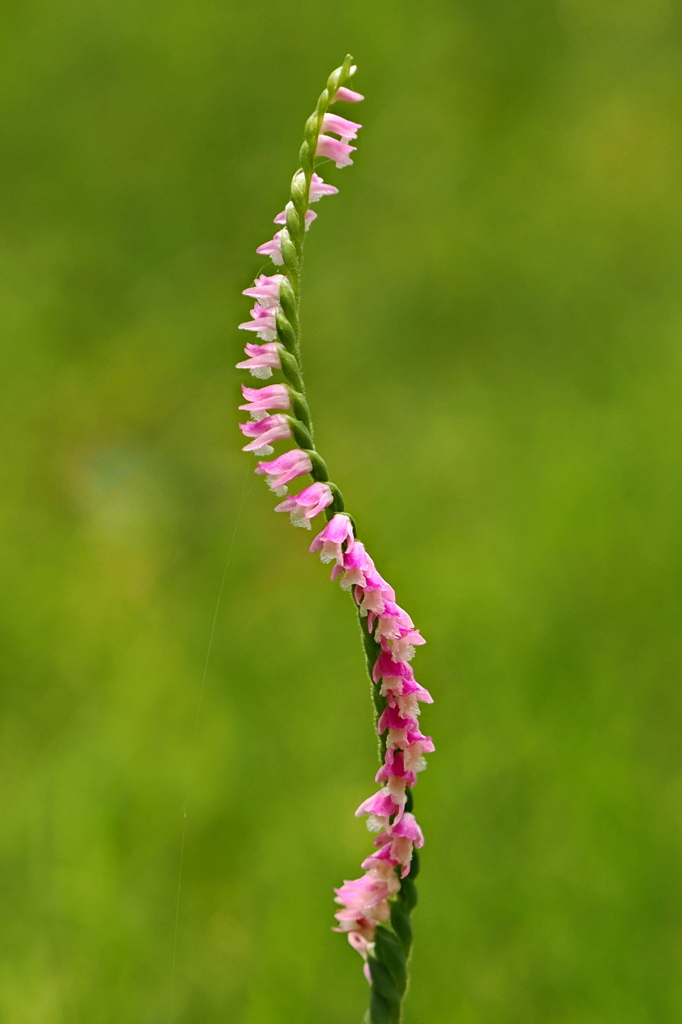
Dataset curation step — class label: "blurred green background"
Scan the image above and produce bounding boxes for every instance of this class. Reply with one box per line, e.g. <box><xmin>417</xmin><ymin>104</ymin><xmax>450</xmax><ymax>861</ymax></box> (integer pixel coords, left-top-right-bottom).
<box><xmin>2</xmin><ymin>0</ymin><xmax>682</xmax><ymax>1021</ymax></box>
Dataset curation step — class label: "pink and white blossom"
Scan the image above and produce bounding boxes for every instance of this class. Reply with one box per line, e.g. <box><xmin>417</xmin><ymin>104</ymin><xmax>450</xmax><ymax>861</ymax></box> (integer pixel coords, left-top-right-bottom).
<box><xmin>376</xmin><ymin>751</ymin><xmax>417</xmax><ymax>788</ymax></box>
<box><xmin>334</xmin><ymin>863</ymin><xmax>400</xmax><ymax>914</ymax></box>
<box><xmin>256</xmin><ymin>230</ymin><xmax>284</xmax><ymax>265</ymax></box>
<box><xmin>355</xmin><ymin>776</ymin><xmax>407</xmax><ymax>831</ymax></box>
<box><xmin>309</xmin><ymin>513</ymin><xmax>354</xmax><ymax>566</ymax></box>
<box><xmin>334</xmin><ymin>897</ymin><xmax>390</xmax><ymax>935</ymax></box>
<box><xmin>238</xmin><ymin>303</ymin><xmax>278</xmax><ymax>342</ymax></box>
<box><xmin>235</xmin><ymin>342</ymin><xmax>281</xmax><ymax>379</ymax></box>
<box><xmin>401</xmin><ymin>731</ymin><xmax>436</xmax><ymax>775</ymax></box>
<box><xmin>360</xmin><ymin>813</ymin><xmax>424</xmax><ymax>879</ymax></box>
<box><xmin>274</xmin><ymin>482</ymin><xmax>334</xmax><ymax>528</ymax></box>
<box><xmin>377</xmin><ymin>704</ymin><xmax>418</xmax><ymax>734</ymax></box>
<box><xmin>372</xmin><ymin>650</ymin><xmax>413</xmax><ymax>686</ymax></box>
<box><xmin>255</xmin><ymin>449</ymin><xmax>312</xmax><ymax>495</ymax></box>
<box><xmin>239</xmin><ymin>413</ymin><xmax>292</xmax><ymax>455</ymax></box>
<box><xmin>242</xmin><ymin>274</ymin><xmax>284</xmax><ymax>307</ymax></box>
<box><xmin>371</xmin><ymin>600</ymin><xmax>415</xmax><ymax>643</ymax></box>
<box><xmin>321</xmin><ymin>113</ymin><xmax>362</xmax><ymax>140</ymax></box>
<box><xmin>355</xmin><ymin>566</ymin><xmax>395</xmax><ymax>618</ymax></box>
<box><xmin>335</xmin><ymin>539</ymin><xmax>373</xmax><ymax>589</ymax></box>
<box><xmin>389</xmin><ymin>627</ymin><xmax>426</xmax><ymax>663</ymax></box>
<box><xmin>309</xmin><ymin>172</ymin><xmax>339</xmax><ymax>202</ymax></box>
<box><xmin>239</xmin><ymin>383</ymin><xmax>291</xmax><ymax>418</ymax></box>
<box><xmin>316</xmin><ymin>134</ymin><xmax>356</xmax><ymax>168</ymax></box>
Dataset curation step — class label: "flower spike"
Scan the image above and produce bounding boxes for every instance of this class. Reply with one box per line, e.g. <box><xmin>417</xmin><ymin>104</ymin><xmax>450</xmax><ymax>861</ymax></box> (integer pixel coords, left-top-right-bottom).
<box><xmin>234</xmin><ymin>57</ymin><xmax>431</xmax><ymax>1023</ymax></box>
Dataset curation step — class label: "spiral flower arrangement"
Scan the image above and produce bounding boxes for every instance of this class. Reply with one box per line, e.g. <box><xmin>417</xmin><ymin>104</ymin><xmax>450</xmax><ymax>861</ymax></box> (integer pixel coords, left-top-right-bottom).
<box><xmin>235</xmin><ymin>56</ymin><xmax>434</xmax><ymax>1023</ymax></box>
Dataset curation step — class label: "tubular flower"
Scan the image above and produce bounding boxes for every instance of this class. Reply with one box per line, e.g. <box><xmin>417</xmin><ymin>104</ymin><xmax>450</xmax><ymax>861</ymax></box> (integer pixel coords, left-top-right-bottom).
<box><xmin>316</xmin><ymin>134</ymin><xmax>356</xmax><ymax>167</ymax></box>
<box><xmin>235</xmin><ymin>58</ymin><xmax>431</xmax><ymax>1019</ymax></box>
<box><xmin>238</xmin><ymin>303</ymin><xmax>278</xmax><ymax>342</ymax></box>
<box><xmin>239</xmin><ymin>383</ymin><xmax>292</xmax><ymax>418</ymax></box>
<box><xmin>238</xmin><ymin>413</ymin><xmax>292</xmax><ymax>455</ymax></box>
<box><xmin>235</xmin><ymin>342</ymin><xmax>281</xmax><ymax>379</ymax></box>
<box><xmin>274</xmin><ymin>482</ymin><xmax>334</xmax><ymax>528</ymax></box>
<box><xmin>321</xmin><ymin>113</ymin><xmax>362</xmax><ymax>140</ymax></box>
<box><xmin>309</xmin><ymin>172</ymin><xmax>338</xmax><ymax>201</ymax></box>
<box><xmin>308</xmin><ymin>512</ymin><xmax>355</xmax><ymax>566</ymax></box>
<box><xmin>255</xmin><ymin>449</ymin><xmax>313</xmax><ymax>495</ymax></box>
<box><xmin>242</xmin><ymin>274</ymin><xmax>284</xmax><ymax>307</ymax></box>
<box><xmin>256</xmin><ymin>230</ymin><xmax>284</xmax><ymax>265</ymax></box>
<box><xmin>334</xmin><ymin>86</ymin><xmax>365</xmax><ymax>103</ymax></box>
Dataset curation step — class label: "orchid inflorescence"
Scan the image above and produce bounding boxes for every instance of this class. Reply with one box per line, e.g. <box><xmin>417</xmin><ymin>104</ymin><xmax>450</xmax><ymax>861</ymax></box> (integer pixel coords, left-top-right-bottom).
<box><xmin>235</xmin><ymin>56</ymin><xmax>434</xmax><ymax>1023</ymax></box>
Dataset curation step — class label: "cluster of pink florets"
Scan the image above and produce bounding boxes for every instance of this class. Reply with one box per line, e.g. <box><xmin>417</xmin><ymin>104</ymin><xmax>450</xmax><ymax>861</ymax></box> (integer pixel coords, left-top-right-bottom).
<box><xmin>235</xmin><ymin>77</ymin><xmax>434</xmax><ymax>973</ymax></box>
<box><xmin>312</xmin><ymin>514</ymin><xmax>434</xmax><ymax>970</ymax></box>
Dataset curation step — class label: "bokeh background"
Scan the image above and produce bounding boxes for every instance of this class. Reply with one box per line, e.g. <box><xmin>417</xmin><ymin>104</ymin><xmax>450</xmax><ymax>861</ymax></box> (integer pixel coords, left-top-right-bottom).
<box><xmin>2</xmin><ymin>0</ymin><xmax>682</xmax><ymax>1021</ymax></box>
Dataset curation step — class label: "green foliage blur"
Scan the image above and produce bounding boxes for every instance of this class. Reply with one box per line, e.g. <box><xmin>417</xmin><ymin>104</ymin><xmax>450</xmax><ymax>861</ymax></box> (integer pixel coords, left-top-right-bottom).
<box><xmin>2</xmin><ymin>0</ymin><xmax>682</xmax><ymax>1020</ymax></box>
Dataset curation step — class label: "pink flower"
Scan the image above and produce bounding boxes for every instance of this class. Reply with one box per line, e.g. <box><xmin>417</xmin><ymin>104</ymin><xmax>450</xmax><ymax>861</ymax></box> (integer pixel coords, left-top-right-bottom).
<box><xmin>387</xmin><ymin>676</ymin><xmax>433</xmax><ymax>704</ymax></box>
<box><xmin>255</xmin><ymin>449</ymin><xmax>312</xmax><ymax>495</ymax></box>
<box><xmin>336</xmin><ymin>539</ymin><xmax>373</xmax><ymax>589</ymax></box>
<box><xmin>375</xmin><ymin>751</ymin><xmax>417</xmax><ymax>788</ymax></box>
<box><xmin>309</xmin><ymin>172</ymin><xmax>338</xmax><ymax>202</ymax></box>
<box><xmin>316</xmin><ymin>134</ymin><xmax>356</xmax><ymax>168</ymax></box>
<box><xmin>242</xmin><ymin>274</ymin><xmax>284</xmax><ymax>307</ymax></box>
<box><xmin>235</xmin><ymin>342</ymin><xmax>281</xmax><ymax>379</ymax></box>
<box><xmin>371</xmin><ymin>600</ymin><xmax>414</xmax><ymax>642</ymax></box>
<box><xmin>239</xmin><ymin>383</ymin><xmax>291</xmax><ymax>419</ymax></box>
<box><xmin>355</xmin><ymin>777</ymin><xmax>407</xmax><ymax>830</ymax></box>
<box><xmin>309</xmin><ymin>513</ymin><xmax>354</xmax><ymax>565</ymax></box>
<box><xmin>334</xmin><ymin>899</ymin><xmax>389</xmax><ymax>936</ymax></box>
<box><xmin>355</xmin><ymin>567</ymin><xmax>395</xmax><ymax>617</ymax></box>
<box><xmin>380</xmin><ymin>813</ymin><xmax>425</xmax><ymax>878</ymax></box>
<box><xmin>334</xmin><ymin>86</ymin><xmax>365</xmax><ymax>103</ymax></box>
<box><xmin>394</xmin><ymin>692</ymin><xmax>428</xmax><ymax>724</ymax></box>
<box><xmin>377</xmin><ymin>704</ymin><xmax>418</xmax><ymax>734</ymax></box>
<box><xmin>256</xmin><ymin>230</ymin><xmax>284</xmax><ymax>265</ymax></box>
<box><xmin>239</xmin><ymin>413</ymin><xmax>292</xmax><ymax>455</ymax></box>
<box><xmin>391</xmin><ymin>812</ymin><xmax>425</xmax><ymax>848</ymax></box>
<box><xmin>334</xmin><ymin>865</ymin><xmax>399</xmax><ymax>913</ymax></box>
<box><xmin>402</xmin><ymin>730</ymin><xmax>436</xmax><ymax>775</ymax></box>
<box><xmin>372</xmin><ymin>650</ymin><xmax>413</xmax><ymax>685</ymax></box>
<box><xmin>238</xmin><ymin>303</ymin><xmax>278</xmax><ymax>342</ymax></box>
<box><xmin>361</xmin><ymin>813</ymin><xmax>425</xmax><ymax>879</ymax></box>
<box><xmin>274</xmin><ymin>482</ymin><xmax>334</xmax><ymax>528</ymax></box>
<box><xmin>274</xmin><ymin>208</ymin><xmax>317</xmax><ymax>228</ymax></box>
<box><xmin>322</xmin><ymin>113</ymin><xmax>362</xmax><ymax>140</ymax></box>
<box><xmin>388</xmin><ymin>627</ymin><xmax>426</xmax><ymax>663</ymax></box>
